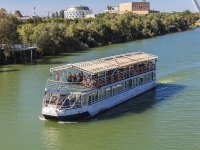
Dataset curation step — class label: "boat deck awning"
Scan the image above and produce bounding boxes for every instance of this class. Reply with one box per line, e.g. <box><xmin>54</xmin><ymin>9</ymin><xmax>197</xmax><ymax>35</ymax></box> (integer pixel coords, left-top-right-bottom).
<box><xmin>50</xmin><ymin>51</ymin><xmax>158</xmax><ymax>74</ymax></box>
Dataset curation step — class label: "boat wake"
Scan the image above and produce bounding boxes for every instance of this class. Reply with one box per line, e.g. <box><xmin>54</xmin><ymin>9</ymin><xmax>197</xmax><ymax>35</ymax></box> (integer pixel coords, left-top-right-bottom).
<box><xmin>58</xmin><ymin>121</ymin><xmax>78</xmax><ymax>124</ymax></box>
<box><xmin>39</xmin><ymin>116</ymin><xmax>48</xmax><ymax>121</ymax></box>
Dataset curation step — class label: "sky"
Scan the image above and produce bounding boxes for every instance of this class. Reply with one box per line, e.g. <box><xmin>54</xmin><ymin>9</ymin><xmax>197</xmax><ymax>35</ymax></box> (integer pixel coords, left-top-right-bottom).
<box><xmin>1</xmin><ymin>0</ymin><xmax>199</xmax><ymax>17</ymax></box>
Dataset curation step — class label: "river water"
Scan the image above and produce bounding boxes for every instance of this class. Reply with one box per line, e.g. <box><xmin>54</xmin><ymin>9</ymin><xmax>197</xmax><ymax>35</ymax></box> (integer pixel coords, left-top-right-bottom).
<box><xmin>0</xmin><ymin>28</ymin><xmax>200</xmax><ymax>150</ymax></box>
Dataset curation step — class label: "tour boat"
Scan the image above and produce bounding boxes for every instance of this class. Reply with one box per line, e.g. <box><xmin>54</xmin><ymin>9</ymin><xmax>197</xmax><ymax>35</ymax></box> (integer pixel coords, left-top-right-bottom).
<box><xmin>42</xmin><ymin>51</ymin><xmax>158</xmax><ymax>121</ymax></box>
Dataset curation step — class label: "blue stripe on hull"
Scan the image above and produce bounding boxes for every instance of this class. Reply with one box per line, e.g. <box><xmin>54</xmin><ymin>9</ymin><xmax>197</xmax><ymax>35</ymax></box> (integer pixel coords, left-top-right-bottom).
<box><xmin>58</xmin><ymin>111</ymin><xmax>90</xmax><ymax>121</ymax></box>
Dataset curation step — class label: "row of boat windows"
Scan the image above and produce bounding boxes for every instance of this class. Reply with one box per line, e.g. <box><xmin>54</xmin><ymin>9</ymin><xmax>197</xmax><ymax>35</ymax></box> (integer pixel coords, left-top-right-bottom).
<box><xmin>86</xmin><ymin>72</ymin><xmax>155</xmax><ymax>105</ymax></box>
<box><xmin>66</xmin><ymin>16</ymin><xmax>84</xmax><ymax>18</ymax></box>
<box><xmin>133</xmin><ymin>3</ymin><xmax>149</xmax><ymax>7</ymax></box>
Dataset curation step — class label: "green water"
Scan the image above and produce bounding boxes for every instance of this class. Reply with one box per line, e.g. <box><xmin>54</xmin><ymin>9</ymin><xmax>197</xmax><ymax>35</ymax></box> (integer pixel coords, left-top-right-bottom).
<box><xmin>0</xmin><ymin>28</ymin><xmax>200</xmax><ymax>150</ymax></box>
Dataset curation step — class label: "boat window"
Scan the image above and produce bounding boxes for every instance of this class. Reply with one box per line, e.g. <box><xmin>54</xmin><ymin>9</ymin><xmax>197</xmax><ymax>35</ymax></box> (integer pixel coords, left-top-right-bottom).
<box><xmin>58</xmin><ymin>95</ymin><xmax>67</xmax><ymax>105</ymax></box>
<box><xmin>146</xmin><ymin>73</ymin><xmax>149</xmax><ymax>82</ymax></box>
<box><xmin>140</xmin><ymin>76</ymin><xmax>144</xmax><ymax>85</ymax></box>
<box><xmin>143</xmin><ymin>75</ymin><xmax>146</xmax><ymax>84</ymax></box>
<box><xmin>113</xmin><ymin>85</ymin><xmax>118</xmax><ymax>95</ymax></box>
<box><xmin>132</xmin><ymin>78</ymin><xmax>136</xmax><ymax>87</ymax></box>
<box><xmin>153</xmin><ymin>72</ymin><xmax>156</xmax><ymax>80</ymax></box>
<box><xmin>101</xmin><ymin>88</ymin><xmax>106</xmax><ymax>100</ymax></box>
<box><xmin>50</xmin><ymin>96</ymin><xmax>58</xmax><ymax>105</ymax></box>
<box><xmin>125</xmin><ymin>79</ymin><xmax>132</xmax><ymax>89</ymax></box>
<box><xmin>88</xmin><ymin>95</ymin><xmax>92</xmax><ymax>105</ymax></box>
<box><xmin>136</xmin><ymin>77</ymin><xmax>140</xmax><ymax>86</ymax></box>
<box><xmin>92</xmin><ymin>91</ymin><xmax>98</xmax><ymax>103</ymax></box>
<box><xmin>149</xmin><ymin>72</ymin><xmax>152</xmax><ymax>81</ymax></box>
<box><xmin>82</xmin><ymin>95</ymin><xmax>87</xmax><ymax>106</ymax></box>
<box><xmin>62</xmin><ymin>98</ymin><xmax>70</xmax><ymax>108</ymax></box>
<box><xmin>69</xmin><ymin>94</ymin><xmax>81</xmax><ymax>108</ymax></box>
<box><xmin>117</xmin><ymin>84</ymin><xmax>123</xmax><ymax>93</ymax></box>
<box><xmin>76</xmin><ymin>95</ymin><xmax>81</xmax><ymax>108</ymax></box>
<box><xmin>106</xmin><ymin>87</ymin><xmax>112</xmax><ymax>97</ymax></box>
<box><xmin>88</xmin><ymin>91</ymin><xmax>98</xmax><ymax>105</ymax></box>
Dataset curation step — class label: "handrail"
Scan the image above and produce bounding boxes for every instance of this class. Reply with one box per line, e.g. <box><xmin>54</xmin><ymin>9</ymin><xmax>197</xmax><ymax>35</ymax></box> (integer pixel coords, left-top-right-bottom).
<box><xmin>45</xmin><ymin>63</ymin><xmax>156</xmax><ymax>91</ymax></box>
<box><xmin>1</xmin><ymin>43</ymin><xmax>37</xmax><ymax>51</ymax></box>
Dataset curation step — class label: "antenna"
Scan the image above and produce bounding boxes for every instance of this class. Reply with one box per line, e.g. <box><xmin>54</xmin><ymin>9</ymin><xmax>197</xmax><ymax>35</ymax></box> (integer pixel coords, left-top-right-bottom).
<box><xmin>34</xmin><ymin>7</ymin><xmax>36</xmax><ymax>16</ymax></box>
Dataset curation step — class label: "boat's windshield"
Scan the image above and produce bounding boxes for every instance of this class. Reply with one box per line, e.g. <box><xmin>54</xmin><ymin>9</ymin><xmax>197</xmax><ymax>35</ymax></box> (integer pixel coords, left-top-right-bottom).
<box><xmin>43</xmin><ymin>93</ymin><xmax>82</xmax><ymax>109</ymax></box>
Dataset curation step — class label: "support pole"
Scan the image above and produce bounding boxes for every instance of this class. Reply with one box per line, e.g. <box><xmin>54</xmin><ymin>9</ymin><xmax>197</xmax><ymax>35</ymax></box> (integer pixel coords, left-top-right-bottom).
<box><xmin>23</xmin><ymin>50</ymin><xmax>26</xmax><ymax>64</ymax></box>
<box><xmin>31</xmin><ymin>49</ymin><xmax>33</xmax><ymax>64</ymax></box>
<box><xmin>33</xmin><ymin>49</ymin><xmax>36</xmax><ymax>63</ymax></box>
<box><xmin>14</xmin><ymin>51</ymin><xmax>16</xmax><ymax>64</ymax></box>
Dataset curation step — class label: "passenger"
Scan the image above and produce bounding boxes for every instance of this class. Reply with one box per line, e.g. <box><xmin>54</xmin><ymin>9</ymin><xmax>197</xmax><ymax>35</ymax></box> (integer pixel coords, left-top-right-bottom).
<box><xmin>77</xmin><ymin>73</ymin><xmax>81</xmax><ymax>82</ymax></box>
<box><xmin>89</xmin><ymin>80</ymin><xmax>94</xmax><ymax>89</ymax></box>
<box><xmin>73</xmin><ymin>73</ymin><xmax>77</xmax><ymax>82</ymax></box>
<box><xmin>82</xmin><ymin>77</ymin><xmax>87</xmax><ymax>87</ymax></box>
<box><xmin>80</xmin><ymin>71</ymin><xmax>84</xmax><ymax>81</ymax></box>
<box><xmin>67</xmin><ymin>72</ymin><xmax>72</xmax><ymax>82</ymax></box>
<box><xmin>56</xmin><ymin>73</ymin><xmax>59</xmax><ymax>81</ymax></box>
<box><xmin>86</xmin><ymin>78</ymin><xmax>91</xmax><ymax>88</ymax></box>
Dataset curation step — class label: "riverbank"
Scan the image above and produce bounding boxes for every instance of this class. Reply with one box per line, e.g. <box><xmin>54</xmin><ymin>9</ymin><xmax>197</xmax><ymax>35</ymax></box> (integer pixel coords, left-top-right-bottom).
<box><xmin>1</xmin><ymin>10</ymin><xmax>199</xmax><ymax>64</ymax></box>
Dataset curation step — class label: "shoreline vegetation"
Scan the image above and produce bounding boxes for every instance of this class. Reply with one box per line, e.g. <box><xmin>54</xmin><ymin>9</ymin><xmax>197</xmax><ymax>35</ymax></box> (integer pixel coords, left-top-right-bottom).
<box><xmin>0</xmin><ymin>8</ymin><xmax>199</xmax><ymax>64</ymax></box>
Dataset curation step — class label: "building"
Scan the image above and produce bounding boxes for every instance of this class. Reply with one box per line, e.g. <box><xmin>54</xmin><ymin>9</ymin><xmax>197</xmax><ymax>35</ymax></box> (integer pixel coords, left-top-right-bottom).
<box><xmin>105</xmin><ymin>6</ymin><xmax>119</xmax><ymax>13</ymax></box>
<box><xmin>119</xmin><ymin>1</ymin><xmax>150</xmax><ymax>14</ymax></box>
<box><xmin>105</xmin><ymin>0</ymin><xmax>159</xmax><ymax>15</ymax></box>
<box><xmin>64</xmin><ymin>5</ymin><xmax>94</xmax><ymax>19</ymax></box>
<box><xmin>14</xmin><ymin>10</ymin><xmax>37</xmax><ymax>23</ymax></box>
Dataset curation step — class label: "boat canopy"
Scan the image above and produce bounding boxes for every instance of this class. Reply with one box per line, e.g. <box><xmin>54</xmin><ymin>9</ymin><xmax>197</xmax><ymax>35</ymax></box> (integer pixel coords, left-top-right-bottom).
<box><xmin>50</xmin><ymin>51</ymin><xmax>158</xmax><ymax>74</ymax></box>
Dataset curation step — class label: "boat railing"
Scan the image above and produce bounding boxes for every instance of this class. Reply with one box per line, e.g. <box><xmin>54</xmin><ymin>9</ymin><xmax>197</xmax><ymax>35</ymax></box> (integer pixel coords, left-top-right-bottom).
<box><xmin>92</xmin><ymin>63</ymin><xmax>156</xmax><ymax>87</ymax></box>
<box><xmin>45</xmin><ymin>63</ymin><xmax>156</xmax><ymax>91</ymax></box>
<box><xmin>45</xmin><ymin>79</ymin><xmax>95</xmax><ymax>92</ymax></box>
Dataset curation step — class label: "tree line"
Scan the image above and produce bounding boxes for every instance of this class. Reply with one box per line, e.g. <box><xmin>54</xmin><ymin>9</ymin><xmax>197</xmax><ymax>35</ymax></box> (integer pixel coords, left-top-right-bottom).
<box><xmin>0</xmin><ymin>7</ymin><xmax>199</xmax><ymax>64</ymax></box>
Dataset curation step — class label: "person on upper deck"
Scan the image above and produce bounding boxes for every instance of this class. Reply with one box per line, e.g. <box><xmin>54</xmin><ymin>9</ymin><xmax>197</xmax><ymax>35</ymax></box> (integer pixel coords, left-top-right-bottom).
<box><xmin>56</xmin><ymin>73</ymin><xmax>59</xmax><ymax>81</ymax></box>
<box><xmin>67</xmin><ymin>72</ymin><xmax>72</xmax><ymax>82</ymax></box>
<box><xmin>77</xmin><ymin>73</ymin><xmax>81</xmax><ymax>82</ymax></box>
<box><xmin>80</xmin><ymin>71</ymin><xmax>84</xmax><ymax>81</ymax></box>
<box><xmin>73</xmin><ymin>73</ymin><xmax>77</xmax><ymax>82</ymax></box>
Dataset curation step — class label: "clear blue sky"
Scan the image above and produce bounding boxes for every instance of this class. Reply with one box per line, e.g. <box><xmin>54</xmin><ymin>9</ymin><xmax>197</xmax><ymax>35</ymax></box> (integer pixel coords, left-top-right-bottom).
<box><xmin>1</xmin><ymin>0</ymin><xmax>199</xmax><ymax>17</ymax></box>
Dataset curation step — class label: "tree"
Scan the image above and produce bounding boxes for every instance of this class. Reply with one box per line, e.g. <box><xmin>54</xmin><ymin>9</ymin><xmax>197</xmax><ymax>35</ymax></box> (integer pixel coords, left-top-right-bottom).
<box><xmin>59</xmin><ymin>10</ymin><xmax>64</xmax><ymax>18</ymax></box>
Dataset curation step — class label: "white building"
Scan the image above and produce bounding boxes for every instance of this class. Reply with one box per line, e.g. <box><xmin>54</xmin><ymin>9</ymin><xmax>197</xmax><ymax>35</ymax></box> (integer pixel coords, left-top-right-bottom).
<box><xmin>64</xmin><ymin>5</ymin><xmax>94</xmax><ymax>19</ymax></box>
<box><xmin>105</xmin><ymin>6</ymin><xmax>119</xmax><ymax>13</ymax></box>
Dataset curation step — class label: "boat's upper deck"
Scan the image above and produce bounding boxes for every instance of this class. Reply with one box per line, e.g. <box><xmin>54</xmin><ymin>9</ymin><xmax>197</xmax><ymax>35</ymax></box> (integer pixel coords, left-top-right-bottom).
<box><xmin>50</xmin><ymin>52</ymin><xmax>158</xmax><ymax>74</ymax></box>
<box><xmin>45</xmin><ymin>52</ymin><xmax>158</xmax><ymax>93</ymax></box>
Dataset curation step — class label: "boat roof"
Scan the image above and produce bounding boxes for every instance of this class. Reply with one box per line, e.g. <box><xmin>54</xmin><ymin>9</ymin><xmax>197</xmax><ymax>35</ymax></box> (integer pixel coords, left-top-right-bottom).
<box><xmin>50</xmin><ymin>51</ymin><xmax>158</xmax><ymax>74</ymax></box>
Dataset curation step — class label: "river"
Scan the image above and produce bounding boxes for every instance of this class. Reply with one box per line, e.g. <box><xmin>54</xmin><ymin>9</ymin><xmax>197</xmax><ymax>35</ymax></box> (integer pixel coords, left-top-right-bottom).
<box><xmin>0</xmin><ymin>28</ymin><xmax>200</xmax><ymax>150</ymax></box>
